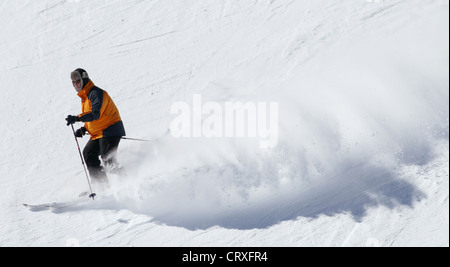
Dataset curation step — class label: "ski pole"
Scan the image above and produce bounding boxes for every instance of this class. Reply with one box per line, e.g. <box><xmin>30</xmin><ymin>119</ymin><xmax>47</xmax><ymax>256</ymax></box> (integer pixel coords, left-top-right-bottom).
<box><xmin>70</xmin><ymin>124</ymin><xmax>96</xmax><ymax>200</ymax></box>
<box><xmin>121</xmin><ymin>129</ymin><xmax>170</xmax><ymax>142</ymax></box>
<box><xmin>121</xmin><ymin>137</ymin><xmax>152</xmax><ymax>142</ymax></box>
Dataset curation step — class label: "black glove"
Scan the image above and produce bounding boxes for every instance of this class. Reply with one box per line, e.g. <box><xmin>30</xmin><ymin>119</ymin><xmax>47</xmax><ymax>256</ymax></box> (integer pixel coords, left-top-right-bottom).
<box><xmin>66</xmin><ymin>115</ymin><xmax>80</xmax><ymax>126</ymax></box>
<box><xmin>75</xmin><ymin>127</ymin><xmax>87</xmax><ymax>138</ymax></box>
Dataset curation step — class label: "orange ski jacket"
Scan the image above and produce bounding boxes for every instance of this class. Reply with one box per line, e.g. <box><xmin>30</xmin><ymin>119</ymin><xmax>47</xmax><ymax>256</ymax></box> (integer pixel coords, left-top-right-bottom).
<box><xmin>77</xmin><ymin>80</ymin><xmax>126</xmax><ymax>140</ymax></box>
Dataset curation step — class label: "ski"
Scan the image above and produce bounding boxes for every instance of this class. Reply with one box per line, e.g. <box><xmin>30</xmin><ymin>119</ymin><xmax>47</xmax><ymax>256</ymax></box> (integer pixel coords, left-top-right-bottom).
<box><xmin>23</xmin><ymin>198</ymin><xmax>92</xmax><ymax>212</ymax></box>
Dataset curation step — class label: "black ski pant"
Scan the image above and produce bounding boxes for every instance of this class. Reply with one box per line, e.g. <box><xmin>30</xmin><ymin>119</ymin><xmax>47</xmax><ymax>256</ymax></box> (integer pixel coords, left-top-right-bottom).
<box><xmin>83</xmin><ymin>136</ymin><xmax>122</xmax><ymax>183</ymax></box>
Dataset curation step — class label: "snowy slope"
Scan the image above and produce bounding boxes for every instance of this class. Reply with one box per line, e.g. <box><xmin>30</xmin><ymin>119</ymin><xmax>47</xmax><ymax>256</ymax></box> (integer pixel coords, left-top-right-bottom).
<box><xmin>0</xmin><ymin>0</ymin><xmax>448</xmax><ymax>247</ymax></box>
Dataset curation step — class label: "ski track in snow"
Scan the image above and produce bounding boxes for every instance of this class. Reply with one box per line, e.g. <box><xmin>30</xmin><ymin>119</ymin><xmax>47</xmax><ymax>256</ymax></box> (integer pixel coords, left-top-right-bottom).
<box><xmin>0</xmin><ymin>0</ymin><xmax>448</xmax><ymax>247</ymax></box>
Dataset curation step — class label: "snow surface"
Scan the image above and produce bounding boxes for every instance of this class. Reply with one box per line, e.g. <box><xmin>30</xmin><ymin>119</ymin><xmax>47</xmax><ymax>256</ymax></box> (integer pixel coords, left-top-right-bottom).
<box><xmin>0</xmin><ymin>0</ymin><xmax>448</xmax><ymax>247</ymax></box>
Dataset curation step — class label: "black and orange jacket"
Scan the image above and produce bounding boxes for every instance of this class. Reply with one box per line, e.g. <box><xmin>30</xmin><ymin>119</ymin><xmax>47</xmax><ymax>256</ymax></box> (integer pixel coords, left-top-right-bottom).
<box><xmin>77</xmin><ymin>80</ymin><xmax>126</xmax><ymax>140</ymax></box>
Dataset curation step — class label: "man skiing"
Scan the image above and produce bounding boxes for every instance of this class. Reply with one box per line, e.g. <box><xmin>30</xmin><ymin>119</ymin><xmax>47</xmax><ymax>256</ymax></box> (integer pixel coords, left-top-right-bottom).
<box><xmin>66</xmin><ymin>68</ymin><xmax>126</xmax><ymax>183</ymax></box>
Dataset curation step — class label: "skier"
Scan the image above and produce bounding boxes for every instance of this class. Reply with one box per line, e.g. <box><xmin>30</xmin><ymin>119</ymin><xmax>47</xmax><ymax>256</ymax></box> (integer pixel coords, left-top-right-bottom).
<box><xmin>66</xmin><ymin>68</ymin><xmax>126</xmax><ymax>183</ymax></box>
